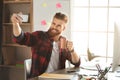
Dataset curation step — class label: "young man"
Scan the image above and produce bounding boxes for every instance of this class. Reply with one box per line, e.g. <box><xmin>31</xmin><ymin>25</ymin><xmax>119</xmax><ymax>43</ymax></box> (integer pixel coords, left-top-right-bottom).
<box><xmin>11</xmin><ymin>12</ymin><xmax>80</xmax><ymax>78</ymax></box>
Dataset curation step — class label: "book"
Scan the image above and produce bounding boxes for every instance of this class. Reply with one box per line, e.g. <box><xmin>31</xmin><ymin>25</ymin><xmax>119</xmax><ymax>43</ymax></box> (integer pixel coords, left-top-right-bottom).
<box><xmin>16</xmin><ymin>61</ymin><xmax>24</xmax><ymax>68</ymax></box>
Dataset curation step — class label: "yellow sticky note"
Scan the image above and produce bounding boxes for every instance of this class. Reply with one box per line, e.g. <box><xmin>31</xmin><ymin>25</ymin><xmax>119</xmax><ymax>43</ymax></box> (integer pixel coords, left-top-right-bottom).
<box><xmin>42</xmin><ymin>3</ymin><xmax>47</xmax><ymax>7</ymax></box>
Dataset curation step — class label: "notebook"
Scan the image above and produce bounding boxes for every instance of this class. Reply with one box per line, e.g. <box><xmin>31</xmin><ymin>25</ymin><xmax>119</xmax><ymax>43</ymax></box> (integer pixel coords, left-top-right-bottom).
<box><xmin>39</xmin><ymin>73</ymin><xmax>74</xmax><ymax>79</ymax></box>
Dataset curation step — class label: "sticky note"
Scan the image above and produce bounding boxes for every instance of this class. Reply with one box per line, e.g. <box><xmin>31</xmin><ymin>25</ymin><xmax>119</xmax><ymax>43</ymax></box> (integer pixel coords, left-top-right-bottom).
<box><xmin>41</xmin><ymin>20</ymin><xmax>47</xmax><ymax>26</ymax></box>
<box><xmin>56</xmin><ymin>3</ymin><xmax>62</xmax><ymax>8</ymax></box>
<box><xmin>42</xmin><ymin>3</ymin><xmax>47</xmax><ymax>7</ymax></box>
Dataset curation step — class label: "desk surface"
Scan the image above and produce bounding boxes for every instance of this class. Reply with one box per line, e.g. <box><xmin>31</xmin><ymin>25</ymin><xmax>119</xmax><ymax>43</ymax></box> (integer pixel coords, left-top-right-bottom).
<box><xmin>36</xmin><ymin>67</ymin><xmax>80</xmax><ymax>80</ymax></box>
<box><xmin>32</xmin><ymin>67</ymin><xmax>120</xmax><ymax>80</ymax></box>
<box><xmin>37</xmin><ymin>67</ymin><xmax>95</xmax><ymax>80</ymax></box>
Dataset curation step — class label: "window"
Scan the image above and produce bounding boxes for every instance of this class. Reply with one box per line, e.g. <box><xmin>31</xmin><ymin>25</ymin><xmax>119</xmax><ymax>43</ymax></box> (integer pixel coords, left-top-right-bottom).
<box><xmin>71</xmin><ymin>0</ymin><xmax>120</xmax><ymax>63</ymax></box>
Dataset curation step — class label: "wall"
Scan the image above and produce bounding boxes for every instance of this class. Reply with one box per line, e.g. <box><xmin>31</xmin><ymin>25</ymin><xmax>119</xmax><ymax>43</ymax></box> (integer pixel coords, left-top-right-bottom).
<box><xmin>33</xmin><ymin>0</ymin><xmax>71</xmax><ymax>40</ymax></box>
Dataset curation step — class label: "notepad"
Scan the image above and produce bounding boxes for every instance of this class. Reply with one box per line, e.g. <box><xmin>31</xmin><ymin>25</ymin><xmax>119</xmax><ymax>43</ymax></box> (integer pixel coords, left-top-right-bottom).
<box><xmin>39</xmin><ymin>73</ymin><xmax>74</xmax><ymax>79</ymax></box>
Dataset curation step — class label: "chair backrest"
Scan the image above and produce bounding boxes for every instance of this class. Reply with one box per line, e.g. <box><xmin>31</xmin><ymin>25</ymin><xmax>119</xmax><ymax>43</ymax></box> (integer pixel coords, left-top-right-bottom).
<box><xmin>24</xmin><ymin>59</ymin><xmax>32</xmax><ymax>80</ymax></box>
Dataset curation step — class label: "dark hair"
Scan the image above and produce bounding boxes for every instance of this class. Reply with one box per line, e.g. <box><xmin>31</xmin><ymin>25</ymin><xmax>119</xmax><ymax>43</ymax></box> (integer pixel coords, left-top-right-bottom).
<box><xmin>53</xmin><ymin>12</ymin><xmax>68</xmax><ymax>23</ymax></box>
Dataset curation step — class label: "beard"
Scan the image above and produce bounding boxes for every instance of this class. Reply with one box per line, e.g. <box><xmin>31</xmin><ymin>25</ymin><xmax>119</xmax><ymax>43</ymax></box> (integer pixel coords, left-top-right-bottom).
<box><xmin>47</xmin><ymin>28</ymin><xmax>61</xmax><ymax>37</ymax></box>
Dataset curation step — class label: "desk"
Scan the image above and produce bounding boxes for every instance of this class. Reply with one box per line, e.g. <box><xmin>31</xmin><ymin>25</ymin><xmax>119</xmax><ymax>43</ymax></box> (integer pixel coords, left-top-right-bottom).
<box><xmin>107</xmin><ymin>72</ymin><xmax>120</xmax><ymax>80</ymax></box>
<box><xmin>31</xmin><ymin>67</ymin><xmax>120</xmax><ymax>80</ymax></box>
<box><xmin>37</xmin><ymin>67</ymin><xmax>100</xmax><ymax>80</ymax></box>
<box><xmin>37</xmin><ymin>67</ymin><xmax>95</xmax><ymax>80</ymax></box>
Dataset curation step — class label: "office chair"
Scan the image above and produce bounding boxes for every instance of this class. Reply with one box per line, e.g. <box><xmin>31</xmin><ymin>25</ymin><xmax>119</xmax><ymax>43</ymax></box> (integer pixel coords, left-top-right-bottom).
<box><xmin>24</xmin><ymin>59</ymin><xmax>32</xmax><ymax>80</ymax></box>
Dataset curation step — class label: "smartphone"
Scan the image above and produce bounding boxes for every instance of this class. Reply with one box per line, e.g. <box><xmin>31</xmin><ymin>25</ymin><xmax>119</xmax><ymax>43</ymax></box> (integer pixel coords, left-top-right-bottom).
<box><xmin>17</xmin><ymin>14</ymin><xmax>28</xmax><ymax>22</ymax></box>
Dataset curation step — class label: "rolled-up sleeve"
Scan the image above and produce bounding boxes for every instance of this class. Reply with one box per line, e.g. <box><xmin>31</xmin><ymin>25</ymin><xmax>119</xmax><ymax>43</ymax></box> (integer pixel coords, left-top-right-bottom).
<box><xmin>13</xmin><ymin>31</ymin><xmax>24</xmax><ymax>43</ymax></box>
<box><xmin>65</xmin><ymin>51</ymin><xmax>81</xmax><ymax>67</ymax></box>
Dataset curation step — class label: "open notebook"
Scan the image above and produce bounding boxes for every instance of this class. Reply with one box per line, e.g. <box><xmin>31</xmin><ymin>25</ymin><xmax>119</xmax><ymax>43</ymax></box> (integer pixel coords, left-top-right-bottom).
<box><xmin>39</xmin><ymin>73</ymin><xmax>74</xmax><ymax>79</ymax></box>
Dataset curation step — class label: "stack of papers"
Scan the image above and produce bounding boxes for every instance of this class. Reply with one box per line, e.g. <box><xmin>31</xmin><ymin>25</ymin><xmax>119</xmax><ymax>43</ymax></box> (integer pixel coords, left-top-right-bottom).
<box><xmin>81</xmin><ymin>57</ymin><xmax>111</xmax><ymax>70</ymax></box>
<box><xmin>76</xmin><ymin>68</ymin><xmax>98</xmax><ymax>77</ymax></box>
<box><xmin>80</xmin><ymin>61</ymin><xmax>98</xmax><ymax>70</ymax></box>
<box><xmin>39</xmin><ymin>73</ymin><xmax>74</xmax><ymax>79</ymax></box>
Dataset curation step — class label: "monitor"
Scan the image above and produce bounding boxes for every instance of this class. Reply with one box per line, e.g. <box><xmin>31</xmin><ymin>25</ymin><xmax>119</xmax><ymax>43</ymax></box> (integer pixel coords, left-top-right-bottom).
<box><xmin>112</xmin><ymin>21</ymin><xmax>120</xmax><ymax>72</ymax></box>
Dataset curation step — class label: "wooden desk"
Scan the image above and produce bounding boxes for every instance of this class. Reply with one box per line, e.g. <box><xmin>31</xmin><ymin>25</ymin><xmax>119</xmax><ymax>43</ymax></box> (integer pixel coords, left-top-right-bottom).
<box><xmin>38</xmin><ymin>67</ymin><xmax>80</xmax><ymax>80</ymax></box>
<box><xmin>31</xmin><ymin>67</ymin><xmax>120</xmax><ymax>80</ymax></box>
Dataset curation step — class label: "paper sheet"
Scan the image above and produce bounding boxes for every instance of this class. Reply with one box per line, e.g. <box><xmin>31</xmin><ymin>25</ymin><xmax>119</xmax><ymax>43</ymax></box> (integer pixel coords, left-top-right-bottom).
<box><xmin>39</xmin><ymin>73</ymin><xmax>74</xmax><ymax>79</ymax></box>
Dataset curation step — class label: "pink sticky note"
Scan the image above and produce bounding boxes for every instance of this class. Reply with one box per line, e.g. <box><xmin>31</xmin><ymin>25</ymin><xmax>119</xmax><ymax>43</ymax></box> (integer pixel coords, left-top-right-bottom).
<box><xmin>56</xmin><ymin>3</ymin><xmax>62</xmax><ymax>8</ymax></box>
<box><xmin>41</xmin><ymin>20</ymin><xmax>47</xmax><ymax>26</ymax></box>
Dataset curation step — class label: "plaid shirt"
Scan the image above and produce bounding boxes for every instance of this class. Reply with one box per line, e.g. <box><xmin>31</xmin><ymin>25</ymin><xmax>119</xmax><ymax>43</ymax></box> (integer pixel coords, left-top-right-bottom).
<box><xmin>13</xmin><ymin>31</ymin><xmax>80</xmax><ymax>78</ymax></box>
